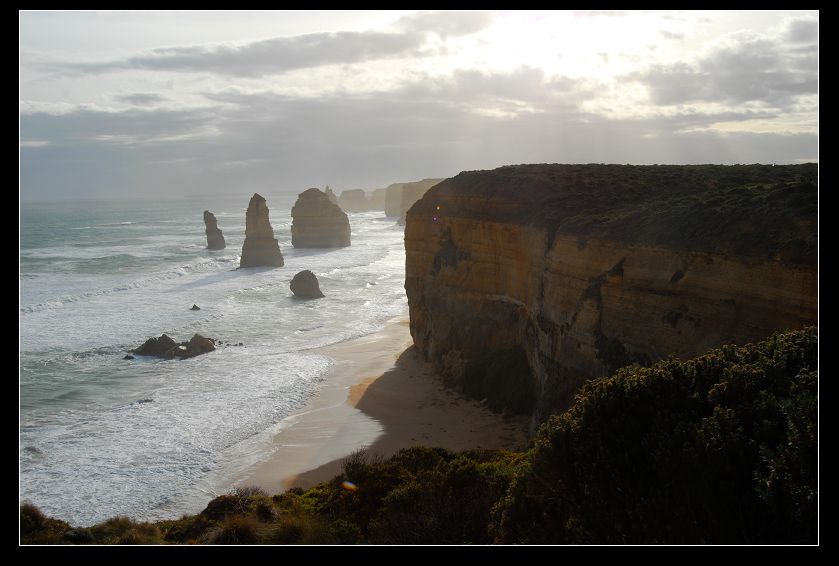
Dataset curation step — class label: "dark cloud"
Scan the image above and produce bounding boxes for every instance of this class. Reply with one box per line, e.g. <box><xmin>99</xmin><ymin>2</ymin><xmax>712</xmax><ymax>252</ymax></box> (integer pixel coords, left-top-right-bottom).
<box><xmin>42</xmin><ymin>30</ymin><xmax>426</xmax><ymax>77</ymax></box>
<box><xmin>35</xmin><ymin>12</ymin><xmax>495</xmax><ymax>78</ymax></box>
<box><xmin>20</xmin><ymin>71</ymin><xmax>817</xmax><ymax>201</ymax></box>
<box><xmin>114</xmin><ymin>93</ymin><xmax>169</xmax><ymax>106</ymax></box>
<box><xmin>787</xmin><ymin>18</ymin><xmax>818</xmax><ymax>43</ymax></box>
<box><xmin>630</xmin><ymin>31</ymin><xmax>818</xmax><ymax>106</ymax></box>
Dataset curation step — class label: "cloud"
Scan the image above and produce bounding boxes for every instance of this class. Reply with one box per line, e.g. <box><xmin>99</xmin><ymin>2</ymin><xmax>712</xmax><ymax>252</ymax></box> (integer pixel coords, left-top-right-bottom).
<box><xmin>20</xmin><ymin>67</ymin><xmax>817</xmax><ymax>201</ymax></box>
<box><xmin>395</xmin><ymin>10</ymin><xmax>494</xmax><ymax>37</ymax></box>
<box><xmin>41</xmin><ymin>29</ymin><xmax>427</xmax><ymax>78</ymax></box>
<box><xmin>787</xmin><ymin>18</ymin><xmax>818</xmax><ymax>43</ymax></box>
<box><xmin>114</xmin><ymin>93</ymin><xmax>169</xmax><ymax>106</ymax></box>
<box><xmin>629</xmin><ymin>30</ymin><xmax>818</xmax><ymax>106</ymax></box>
<box><xmin>659</xmin><ymin>30</ymin><xmax>684</xmax><ymax>40</ymax></box>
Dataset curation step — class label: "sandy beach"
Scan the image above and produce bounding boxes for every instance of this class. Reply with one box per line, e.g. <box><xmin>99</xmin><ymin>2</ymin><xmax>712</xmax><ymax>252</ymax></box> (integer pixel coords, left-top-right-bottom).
<box><xmin>238</xmin><ymin>315</ymin><xmax>529</xmax><ymax>493</ymax></box>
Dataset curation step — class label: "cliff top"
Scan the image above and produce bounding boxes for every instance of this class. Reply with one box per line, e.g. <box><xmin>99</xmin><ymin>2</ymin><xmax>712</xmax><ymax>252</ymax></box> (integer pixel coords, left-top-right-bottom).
<box><xmin>410</xmin><ymin>163</ymin><xmax>817</xmax><ymax>264</ymax></box>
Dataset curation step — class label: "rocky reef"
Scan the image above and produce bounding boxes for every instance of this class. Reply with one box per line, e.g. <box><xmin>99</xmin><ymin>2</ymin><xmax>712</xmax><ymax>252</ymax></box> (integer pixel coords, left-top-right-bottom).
<box><xmin>405</xmin><ymin>164</ymin><xmax>818</xmax><ymax>425</ymax></box>
<box><xmin>338</xmin><ymin>189</ymin><xmax>371</xmax><ymax>212</ymax></box>
<box><xmin>133</xmin><ymin>333</ymin><xmax>216</xmax><ymax>360</ymax></box>
<box><xmin>291</xmin><ymin>188</ymin><xmax>351</xmax><ymax>248</ymax></box>
<box><xmin>290</xmin><ymin>270</ymin><xmax>325</xmax><ymax>299</ymax></box>
<box><xmin>240</xmin><ymin>193</ymin><xmax>285</xmax><ymax>268</ymax></box>
<box><xmin>203</xmin><ymin>210</ymin><xmax>226</xmax><ymax>250</ymax></box>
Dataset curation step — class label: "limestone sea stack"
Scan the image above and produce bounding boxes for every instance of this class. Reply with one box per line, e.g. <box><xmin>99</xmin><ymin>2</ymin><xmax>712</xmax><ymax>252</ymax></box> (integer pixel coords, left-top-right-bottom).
<box><xmin>290</xmin><ymin>270</ymin><xmax>325</xmax><ymax>299</ymax></box>
<box><xmin>325</xmin><ymin>186</ymin><xmax>338</xmax><ymax>205</ymax></box>
<box><xmin>203</xmin><ymin>210</ymin><xmax>226</xmax><ymax>250</ymax></box>
<box><xmin>291</xmin><ymin>188</ymin><xmax>351</xmax><ymax>248</ymax></box>
<box><xmin>405</xmin><ymin>163</ymin><xmax>818</xmax><ymax>426</ymax></box>
<box><xmin>338</xmin><ymin>189</ymin><xmax>370</xmax><ymax>212</ymax></box>
<box><xmin>240</xmin><ymin>193</ymin><xmax>285</xmax><ymax>268</ymax></box>
<box><xmin>369</xmin><ymin>188</ymin><xmax>387</xmax><ymax>211</ymax></box>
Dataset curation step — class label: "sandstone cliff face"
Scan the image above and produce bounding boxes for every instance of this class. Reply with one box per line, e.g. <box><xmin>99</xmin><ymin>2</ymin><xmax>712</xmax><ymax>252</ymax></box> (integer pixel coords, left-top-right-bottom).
<box><xmin>240</xmin><ymin>193</ymin><xmax>285</xmax><ymax>268</ymax></box>
<box><xmin>405</xmin><ymin>164</ymin><xmax>818</xmax><ymax>426</ymax></box>
<box><xmin>291</xmin><ymin>188</ymin><xmax>351</xmax><ymax>248</ymax></box>
<box><xmin>339</xmin><ymin>189</ymin><xmax>370</xmax><ymax>212</ymax></box>
<box><xmin>203</xmin><ymin>210</ymin><xmax>226</xmax><ymax>250</ymax></box>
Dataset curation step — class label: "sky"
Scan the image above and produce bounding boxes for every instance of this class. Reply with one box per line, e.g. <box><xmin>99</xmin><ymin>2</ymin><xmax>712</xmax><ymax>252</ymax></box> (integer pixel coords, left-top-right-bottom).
<box><xmin>19</xmin><ymin>10</ymin><xmax>819</xmax><ymax>201</ymax></box>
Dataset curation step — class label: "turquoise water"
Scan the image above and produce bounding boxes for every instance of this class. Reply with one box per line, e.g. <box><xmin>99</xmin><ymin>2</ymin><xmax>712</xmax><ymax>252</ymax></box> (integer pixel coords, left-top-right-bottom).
<box><xmin>19</xmin><ymin>195</ymin><xmax>407</xmax><ymax>526</ymax></box>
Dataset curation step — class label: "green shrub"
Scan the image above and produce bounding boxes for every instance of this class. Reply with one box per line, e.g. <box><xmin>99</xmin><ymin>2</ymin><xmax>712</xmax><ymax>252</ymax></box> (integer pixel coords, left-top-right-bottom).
<box><xmin>207</xmin><ymin>515</ymin><xmax>261</xmax><ymax>545</ymax></box>
<box><xmin>495</xmin><ymin>327</ymin><xmax>818</xmax><ymax>544</ymax></box>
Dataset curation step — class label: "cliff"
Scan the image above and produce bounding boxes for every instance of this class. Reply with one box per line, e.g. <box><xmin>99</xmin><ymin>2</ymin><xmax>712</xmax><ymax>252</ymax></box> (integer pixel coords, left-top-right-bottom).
<box><xmin>240</xmin><ymin>193</ymin><xmax>284</xmax><ymax>268</ymax></box>
<box><xmin>338</xmin><ymin>189</ymin><xmax>371</xmax><ymax>212</ymax></box>
<box><xmin>203</xmin><ymin>210</ymin><xmax>226</xmax><ymax>250</ymax></box>
<box><xmin>405</xmin><ymin>164</ymin><xmax>817</xmax><ymax>424</ymax></box>
<box><xmin>398</xmin><ymin>179</ymin><xmax>444</xmax><ymax>225</ymax></box>
<box><xmin>383</xmin><ymin>179</ymin><xmax>444</xmax><ymax>220</ymax></box>
<box><xmin>291</xmin><ymin>188</ymin><xmax>351</xmax><ymax>248</ymax></box>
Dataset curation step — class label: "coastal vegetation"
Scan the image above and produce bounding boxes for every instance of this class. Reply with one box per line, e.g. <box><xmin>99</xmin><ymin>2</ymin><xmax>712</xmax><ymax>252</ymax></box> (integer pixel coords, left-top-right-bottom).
<box><xmin>21</xmin><ymin>327</ymin><xmax>817</xmax><ymax>544</ymax></box>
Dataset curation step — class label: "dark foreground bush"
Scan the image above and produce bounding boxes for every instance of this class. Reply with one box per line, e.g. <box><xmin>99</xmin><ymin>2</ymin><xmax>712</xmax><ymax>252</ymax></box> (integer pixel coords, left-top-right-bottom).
<box><xmin>495</xmin><ymin>327</ymin><xmax>818</xmax><ymax>544</ymax></box>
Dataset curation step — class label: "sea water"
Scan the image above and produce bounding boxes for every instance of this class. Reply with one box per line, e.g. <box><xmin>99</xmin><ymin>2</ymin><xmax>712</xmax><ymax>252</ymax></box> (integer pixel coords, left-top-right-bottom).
<box><xmin>19</xmin><ymin>194</ymin><xmax>408</xmax><ymax>526</ymax></box>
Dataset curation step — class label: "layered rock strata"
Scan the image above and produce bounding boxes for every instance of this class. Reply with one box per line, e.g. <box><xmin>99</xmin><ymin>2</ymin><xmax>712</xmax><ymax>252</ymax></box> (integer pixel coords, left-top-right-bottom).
<box><xmin>240</xmin><ymin>193</ymin><xmax>285</xmax><ymax>268</ymax></box>
<box><xmin>203</xmin><ymin>210</ymin><xmax>226</xmax><ymax>250</ymax></box>
<box><xmin>291</xmin><ymin>188</ymin><xmax>351</xmax><ymax>248</ymax></box>
<box><xmin>405</xmin><ymin>164</ymin><xmax>818</xmax><ymax>426</ymax></box>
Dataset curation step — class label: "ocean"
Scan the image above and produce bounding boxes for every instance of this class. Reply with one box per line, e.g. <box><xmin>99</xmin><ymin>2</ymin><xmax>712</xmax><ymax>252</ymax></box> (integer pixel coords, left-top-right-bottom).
<box><xmin>19</xmin><ymin>194</ymin><xmax>408</xmax><ymax>526</ymax></box>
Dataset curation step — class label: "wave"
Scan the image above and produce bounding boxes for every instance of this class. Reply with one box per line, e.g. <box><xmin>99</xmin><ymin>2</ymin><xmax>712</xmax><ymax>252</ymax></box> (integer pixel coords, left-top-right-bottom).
<box><xmin>20</xmin><ymin>256</ymin><xmax>239</xmax><ymax>314</ymax></box>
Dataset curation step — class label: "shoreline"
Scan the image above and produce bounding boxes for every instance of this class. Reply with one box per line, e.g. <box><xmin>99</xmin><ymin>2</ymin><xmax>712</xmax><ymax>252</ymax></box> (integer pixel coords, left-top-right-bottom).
<box><xmin>237</xmin><ymin>316</ymin><xmax>529</xmax><ymax>493</ymax></box>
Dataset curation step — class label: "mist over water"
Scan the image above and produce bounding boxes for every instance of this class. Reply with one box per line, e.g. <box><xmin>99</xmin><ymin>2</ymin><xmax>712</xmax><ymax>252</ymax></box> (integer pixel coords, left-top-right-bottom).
<box><xmin>20</xmin><ymin>195</ymin><xmax>407</xmax><ymax>526</ymax></box>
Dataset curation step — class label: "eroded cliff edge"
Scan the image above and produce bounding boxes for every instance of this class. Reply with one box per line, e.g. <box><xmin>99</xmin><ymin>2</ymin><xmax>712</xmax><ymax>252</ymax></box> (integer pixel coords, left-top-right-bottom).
<box><xmin>405</xmin><ymin>164</ymin><xmax>817</xmax><ymax>427</ymax></box>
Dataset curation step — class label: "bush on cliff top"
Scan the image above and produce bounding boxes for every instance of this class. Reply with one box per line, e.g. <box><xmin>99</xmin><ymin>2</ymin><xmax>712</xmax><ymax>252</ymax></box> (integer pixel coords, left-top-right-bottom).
<box><xmin>495</xmin><ymin>326</ymin><xmax>817</xmax><ymax>544</ymax></box>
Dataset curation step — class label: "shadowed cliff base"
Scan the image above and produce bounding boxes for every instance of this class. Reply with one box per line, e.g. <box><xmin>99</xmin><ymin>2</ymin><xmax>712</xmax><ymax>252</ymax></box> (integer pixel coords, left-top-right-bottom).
<box><xmin>405</xmin><ymin>163</ymin><xmax>817</xmax><ymax>424</ymax></box>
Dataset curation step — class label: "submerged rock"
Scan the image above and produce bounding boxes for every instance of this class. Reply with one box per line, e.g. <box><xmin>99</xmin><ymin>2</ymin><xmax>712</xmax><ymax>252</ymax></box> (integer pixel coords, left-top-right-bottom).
<box><xmin>291</xmin><ymin>188</ymin><xmax>351</xmax><ymax>248</ymax></box>
<box><xmin>240</xmin><ymin>193</ymin><xmax>285</xmax><ymax>268</ymax></box>
<box><xmin>290</xmin><ymin>270</ymin><xmax>325</xmax><ymax>299</ymax></box>
<box><xmin>203</xmin><ymin>210</ymin><xmax>226</xmax><ymax>250</ymax></box>
<box><xmin>123</xmin><ymin>355</ymin><xmax>135</xmax><ymax>360</ymax></box>
<box><xmin>190</xmin><ymin>304</ymin><xmax>201</xmax><ymax>311</ymax></box>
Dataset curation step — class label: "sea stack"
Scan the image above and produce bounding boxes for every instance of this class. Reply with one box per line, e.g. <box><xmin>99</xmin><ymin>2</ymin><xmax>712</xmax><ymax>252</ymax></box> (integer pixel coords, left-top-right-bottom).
<box><xmin>240</xmin><ymin>193</ymin><xmax>285</xmax><ymax>268</ymax></box>
<box><xmin>291</xmin><ymin>188</ymin><xmax>351</xmax><ymax>248</ymax></box>
<box><xmin>290</xmin><ymin>270</ymin><xmax>325</xmax><ymax>299</ymax></box>
<box><xmin>338</xmin><ymin>189</ymin><xmax>370</xmax><ymax>212</ymax></box>
<box><xmin>203</xmin><ymin>210</ymin><xmax>226</xmax><ymax>250</ymax></box>
<box><xmin>325</xmin><ymin>186</ymin><xmax>338</xmax><ymax>205</ymax></box>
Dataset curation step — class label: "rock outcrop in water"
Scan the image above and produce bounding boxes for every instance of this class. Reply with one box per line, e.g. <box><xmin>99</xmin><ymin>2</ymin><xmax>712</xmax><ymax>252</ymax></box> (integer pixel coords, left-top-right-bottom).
<box><xmin>240</xmin><ymin>193</ymin><xmax>285</xmax><ymax>268</ymax></box>
<box><xmin>291</xmin><ymin>188</ymin><xmax>351</xmax><ymax>248</ymax></box>
<box><xmin>338</xmin><ymin>189</ymin><xmax>371</xmax><ymax>212</ymax></box>
<box><xmin>133</xmin><ymin>333</ymin><xmax>217</xmax><ymax>360</ymax></box>
<box><xmin>290</xmin><ymin>270</ymin><xmax>325</xmax><ymax>299</ymax></box>
<box><xmin>203</xmin><ymin>210</ymin><xmax>226</xmax><ymax>250</ymax></box>
<box><xmin>405</xmin><ymin>164</ymin><xmax>818</xmax><ymax>426</ymax></box>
